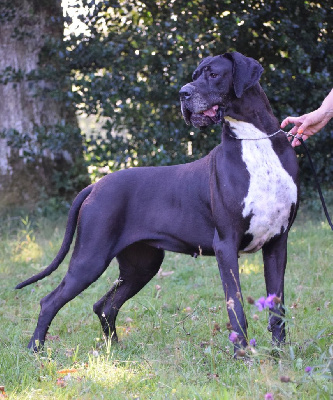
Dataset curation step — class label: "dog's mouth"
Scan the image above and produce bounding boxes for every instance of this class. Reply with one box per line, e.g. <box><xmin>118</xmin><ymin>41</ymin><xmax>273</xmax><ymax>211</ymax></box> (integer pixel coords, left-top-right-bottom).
<box><xmin>181</xmin><ymin>104</ymin><xmax>223</xmax><ymax>128</ymax></box>
<box><xmin>202</xmin><ymin>105</ymin><xmax>221</xmax><ymax>122</ymax></box>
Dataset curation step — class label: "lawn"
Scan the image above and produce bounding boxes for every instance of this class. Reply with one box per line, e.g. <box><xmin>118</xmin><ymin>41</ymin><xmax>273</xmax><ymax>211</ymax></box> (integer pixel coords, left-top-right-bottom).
<box><xmin>0</xmin><ymin>210</ymin><xmax>332</xmax><ymax>399</ymax></box>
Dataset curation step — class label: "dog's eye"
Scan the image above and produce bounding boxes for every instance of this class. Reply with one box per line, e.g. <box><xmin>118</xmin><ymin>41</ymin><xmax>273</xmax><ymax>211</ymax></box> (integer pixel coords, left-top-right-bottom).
<box><xmin>210</xmin><ymin>73</ymin><xmax>218</xmax><ymax>78</ymax></box>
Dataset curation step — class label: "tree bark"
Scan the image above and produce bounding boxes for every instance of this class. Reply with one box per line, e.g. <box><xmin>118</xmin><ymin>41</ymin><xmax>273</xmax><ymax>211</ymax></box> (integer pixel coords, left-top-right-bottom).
<box><xmin>0</xmin><ymin>0</ymin><xmax>89</xmax><ymax>211</ymax></box>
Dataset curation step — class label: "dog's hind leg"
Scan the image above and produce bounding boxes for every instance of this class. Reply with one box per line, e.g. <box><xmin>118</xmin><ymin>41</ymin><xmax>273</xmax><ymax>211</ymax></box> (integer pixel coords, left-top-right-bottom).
<box><xmin>93</xmin><ymin>242</ymin><xmax>164</xmax><ymax>341</ymax></box>
<box><xmin>28</xmin><ymin>219</ymin><xmax>116</xmax><ymax>351</ymax></box>
<box><xmin>262</xmin><ymin>234</ymin><xmax>288</xmax><ymax>345</ymax></box>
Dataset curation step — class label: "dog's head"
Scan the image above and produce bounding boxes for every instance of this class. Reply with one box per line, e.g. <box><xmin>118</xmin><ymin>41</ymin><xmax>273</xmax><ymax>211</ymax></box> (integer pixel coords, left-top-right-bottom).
<box><xmin>179</xmin><ymin>52</ymin><xmax>264</xmax><ymax>127</ymax></box>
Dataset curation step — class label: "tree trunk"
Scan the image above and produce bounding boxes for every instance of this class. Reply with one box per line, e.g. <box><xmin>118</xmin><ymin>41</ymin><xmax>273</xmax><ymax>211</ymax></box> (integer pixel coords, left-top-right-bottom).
<box><xmin>0</xmin><ymin>0</ymin><xmax>89</xmax><ymax>211</ymax></box>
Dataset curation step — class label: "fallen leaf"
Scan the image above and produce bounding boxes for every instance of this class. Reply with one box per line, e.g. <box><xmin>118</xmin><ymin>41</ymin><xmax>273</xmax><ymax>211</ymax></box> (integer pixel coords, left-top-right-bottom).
<box><xmin>161</xmin><ymin>271</ymin><xmax>174</xmax><ymax>277</ymax></box>
<box><xmin>226</xmin><ymin>322</ymin><xmax>233</xmax><ymax>330</ymax></box>
<box><xmin>236</xmin><ymin>349</ymin><xmax>246</xmax><ymax>357</ymax></box>
<box><xmin>212</xmin><ymin>323</ymin><xmax>221</xmax><ymax>336</ymax></box>
<box><xmin>157</xmin><ymin>268</ymin><xmax>174</xmax><ymax>278</ymax></box>
<box><xmin>46</xmin><ymin>334</ymin><xmax>60</xmax><ymax>341</ymax></box>
<box><xmin>57</xmin><ymin>369</ymin><xmax>79</xmax><ymax>374</ymax></box>
<box><xmin>0</xmin><ymin>386</ymin><xmax>7</xmax><ymax>399</ymax></box>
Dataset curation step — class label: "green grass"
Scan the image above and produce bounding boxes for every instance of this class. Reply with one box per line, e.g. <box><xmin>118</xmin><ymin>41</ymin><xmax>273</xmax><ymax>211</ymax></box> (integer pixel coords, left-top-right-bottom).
<box><xmin>0</xmin><ymin>212</ymin><xmax>332</xmax><ymax>399</ymax></box>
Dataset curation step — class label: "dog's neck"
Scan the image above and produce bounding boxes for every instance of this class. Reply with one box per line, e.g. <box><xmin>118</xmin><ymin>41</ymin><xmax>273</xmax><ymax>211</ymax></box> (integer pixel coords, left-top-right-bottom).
<box><xmin>224</xmin><ymin>83</ymin><xmax>280</xmax><ymax>134</ymax></box>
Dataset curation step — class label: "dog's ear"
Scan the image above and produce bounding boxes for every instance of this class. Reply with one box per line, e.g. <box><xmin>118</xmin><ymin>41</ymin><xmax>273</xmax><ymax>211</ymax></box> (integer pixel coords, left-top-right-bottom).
<box><xmin>223</xmin><ymin>52</ymin><xmax>264</xmax><ymax>98</ymax></box>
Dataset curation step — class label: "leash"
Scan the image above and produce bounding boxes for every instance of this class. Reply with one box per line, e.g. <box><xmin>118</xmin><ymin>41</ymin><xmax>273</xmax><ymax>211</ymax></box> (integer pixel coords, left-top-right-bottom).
<box><xmin>287</xmin><ymin>132</ymin><xmax>333</xmax><ymax>231</ymax></box>
<box><xmin>226</xmin><ymin>128</ymin><xmax>282</xmax><ymax>140</ymax></box>
<box><xmin>227</xmin><ymin>127</ymin><xmax>333</xmax><ymax>230</ymax></box>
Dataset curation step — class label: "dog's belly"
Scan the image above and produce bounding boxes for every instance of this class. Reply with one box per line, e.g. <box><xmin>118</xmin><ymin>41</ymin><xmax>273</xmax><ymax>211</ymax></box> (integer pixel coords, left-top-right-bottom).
<box><xmin>228</xmin><ymin>119</ymin><xmax>298</xmax><ymax>253</ymax></box>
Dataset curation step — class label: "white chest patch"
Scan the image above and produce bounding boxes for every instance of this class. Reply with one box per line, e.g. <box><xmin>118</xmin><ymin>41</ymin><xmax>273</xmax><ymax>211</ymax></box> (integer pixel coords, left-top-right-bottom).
<box><xmin>226</xmin><ymin>118</ymin><xmax>298</xmax><ymax>252</ymax></box>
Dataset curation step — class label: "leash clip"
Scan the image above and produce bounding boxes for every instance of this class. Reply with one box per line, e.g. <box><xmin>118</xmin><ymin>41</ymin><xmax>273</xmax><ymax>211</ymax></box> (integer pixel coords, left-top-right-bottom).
<box><xmin>286</xmin><ymin>132</ymin><xmax>302</xmax><ymax>141</ymax></box>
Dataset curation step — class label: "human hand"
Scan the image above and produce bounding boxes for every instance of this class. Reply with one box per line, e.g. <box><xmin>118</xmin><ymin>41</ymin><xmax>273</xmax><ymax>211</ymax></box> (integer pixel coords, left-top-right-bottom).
<box><xmin>281</xmin><ymin>89</ymin><xmax>333</xmax><ymax>147</ymax></box>
<box><xmin>281</xmin><ymin>108</ymin><xmax>329</xmax><ymax>147</ymax></box>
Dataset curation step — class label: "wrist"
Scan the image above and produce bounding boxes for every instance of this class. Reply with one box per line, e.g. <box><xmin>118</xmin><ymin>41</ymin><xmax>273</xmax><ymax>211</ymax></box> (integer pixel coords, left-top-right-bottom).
<box><xmin>319</xmin><ymin>89</ymin><xmax>333</xmax><ymax>120</ymax></box>
<box><xmin>318</xmin><ymin>107</ymin><xmax>333</xmax><ymax>123</ymax></box>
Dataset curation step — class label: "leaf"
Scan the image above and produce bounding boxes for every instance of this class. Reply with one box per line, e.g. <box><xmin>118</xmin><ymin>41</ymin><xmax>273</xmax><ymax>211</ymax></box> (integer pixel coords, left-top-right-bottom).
<box><xmin>316</xmin><ymin>328</ymin><xmax>327</xmax><ymax>339</ymax></box>
<box><xmin>45</xmin><ymin>334</ymin><xmax>60</xmax><ymax>342</ymax></box>
<box><xmin>0</xmin><ymin>386</ymin><xmax>7</xmax><ymax>399</ymax></box>
<box><xmin>289</xmin><ymin>345</ymin><xmax>295</xmax><ymax>360</ymax></box>
<box><xmin>160</xmin><ymin>271</ymin><xmax>174</xmax><ymax>277</ymax></box>
<box><xmin>329</xmin><ymin>359</ymin><xmax>333</xmax><ymax>378</ymax></box>
<box><xmin>57</xmin><ymin>369</ymin><xmax>79</xmax><ymax>374</ymax></box>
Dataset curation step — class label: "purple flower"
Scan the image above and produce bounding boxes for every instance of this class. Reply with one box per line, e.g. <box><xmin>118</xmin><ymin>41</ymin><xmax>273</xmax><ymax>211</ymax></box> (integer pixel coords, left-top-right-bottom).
<box><xmin>255</xmin><ymin>294</ymin><xmax>278</xmax><ymax>311</ymax></box>
<box><xmin>265</xmin><ymin>293</ymin><xmax>277</xmax><ymax>309</ymax></box>
<box><xmin>249</xmin><ymin>338</ymin><xmax>256</xmax><ymax>347</ymax></box>
<box><xmin>255</xmin><ymin>296</ymin><xmax>266</xmax><ymax>311</ymax></box>
<box><xmin>265</xmin><ymin>394</ymin><xmax>274</xmax><ymax>400</ymax></box>
<box><xmin>305</xmin><ymin>366</ymin><xmax>313</xmax><ymax>374</ymax></box>
<box><xmin>229</xmin><ymin>331</ymin><xmax>239</xmax><ymax>343</ymax></box>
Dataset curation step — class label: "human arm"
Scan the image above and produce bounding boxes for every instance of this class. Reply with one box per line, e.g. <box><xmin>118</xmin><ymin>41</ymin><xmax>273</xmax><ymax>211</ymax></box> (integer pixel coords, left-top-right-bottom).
<box><xmin>281</xmin><ymin>89</ymin><xmax>333</xmax><ymax>147</ymax></box>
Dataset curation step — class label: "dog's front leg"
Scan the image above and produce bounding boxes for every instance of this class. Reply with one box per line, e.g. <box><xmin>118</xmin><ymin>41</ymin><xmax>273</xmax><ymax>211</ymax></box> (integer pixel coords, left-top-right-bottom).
<box><xmin>262</xmin><ymin>234</ymin><xmax>288</xmax><ymax>345</ymax></box>
<box><xmin>213</xmin><ymin>230</ymin><xmax>248</xmax><ymax>349</ymax></box>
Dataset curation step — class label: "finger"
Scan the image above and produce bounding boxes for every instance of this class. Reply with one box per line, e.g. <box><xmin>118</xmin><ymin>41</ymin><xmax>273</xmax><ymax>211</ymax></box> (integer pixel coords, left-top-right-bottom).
<box><xmin>281</xmin><ymin>116</ymin><xmax>301</xmax><ymax>128</ymax></box>
<box><xmin>296</xmin><ymin>121</ymin><xmax>310</xmax><ymax>135</ymax></box>
<box><xmin>281</xmin><ymin>118</ymin><xmax>289</xmax><ymax>128</ymax></box>
<box><xmin>292</xmin><ymin>138</ymin><xmax>302</xmax><ymax>147</ymax></box>
<box><xmin>292</xmin><ymin>130</ymin><xmax>309</xmax><ymax>147</ymax></box>
<box><xmin>291</xmin><ymin>133</ymin><xmax>304</xmax><ymax>147</ymax></box>
<box><xmin>281</xmin><ymin>117</ymin><xmax>291</xmax><ymax>128</ymax></box>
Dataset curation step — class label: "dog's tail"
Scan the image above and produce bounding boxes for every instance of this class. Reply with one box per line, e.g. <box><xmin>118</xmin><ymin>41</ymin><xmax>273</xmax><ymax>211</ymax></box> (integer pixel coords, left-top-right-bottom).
<box><xmin>15</xmin><ymin>185</ymin><xmax>94</xmax><ymax>290</ymax></box>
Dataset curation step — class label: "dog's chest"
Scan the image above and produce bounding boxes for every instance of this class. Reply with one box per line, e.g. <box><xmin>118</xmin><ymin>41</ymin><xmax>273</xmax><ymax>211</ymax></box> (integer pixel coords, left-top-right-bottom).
<box><xmin>228</xmin><ymin>119</ymin><xmax>297</xmax><ymax>252</ymax></box>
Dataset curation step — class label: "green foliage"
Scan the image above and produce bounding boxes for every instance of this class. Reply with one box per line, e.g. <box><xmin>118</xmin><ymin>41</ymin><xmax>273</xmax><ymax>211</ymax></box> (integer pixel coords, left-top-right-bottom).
<box><xmin>2</xmin><ymin>1</ymin><xmax>332</xmax><ymax>196</ymax></box>
<box><xmin>61</xmin><ymin>0</ymin><xmax>333</xmax><ymax>190</ymax></box>
<box><xmin>0</xmin><ymin>0</ymin><xmax>89</xmax><ymax>206</ymax></box>
<box><xmin>0</xmin><ymin>212</ymin><xmax>332</xmax><ymax>398</ymax></box>
<box><xmin>0</xmin><ymin>125</ymin><xmax>89</xmax><ymax>198</ymax></box>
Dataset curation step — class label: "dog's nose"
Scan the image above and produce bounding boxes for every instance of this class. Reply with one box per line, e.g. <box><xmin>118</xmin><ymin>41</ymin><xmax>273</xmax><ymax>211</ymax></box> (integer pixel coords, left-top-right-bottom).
<box><xmin>179</xmin><ymin>84</ymin><xmax>194</xmax><ymax>100</ymax></box>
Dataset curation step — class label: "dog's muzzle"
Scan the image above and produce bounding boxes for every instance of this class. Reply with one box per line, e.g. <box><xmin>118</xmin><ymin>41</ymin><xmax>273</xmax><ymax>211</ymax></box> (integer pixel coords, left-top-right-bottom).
<box><xmin>179</xmin><ymin>84</ymin><xmax>224</xmax><ymax>128</ymax></box>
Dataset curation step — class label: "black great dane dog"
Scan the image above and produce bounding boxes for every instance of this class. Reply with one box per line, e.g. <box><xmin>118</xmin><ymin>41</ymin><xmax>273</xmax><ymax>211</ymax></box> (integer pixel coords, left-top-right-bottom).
<box><xmin>16</xmin><ymin>52</ymin><xmax>299</xmax><ymax>353</ymax></box>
